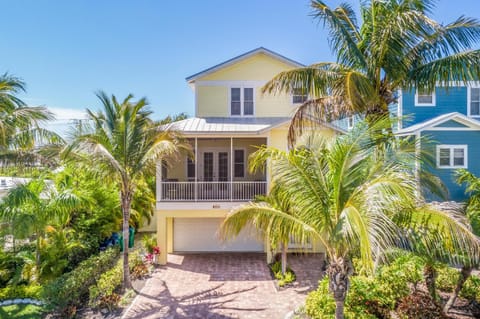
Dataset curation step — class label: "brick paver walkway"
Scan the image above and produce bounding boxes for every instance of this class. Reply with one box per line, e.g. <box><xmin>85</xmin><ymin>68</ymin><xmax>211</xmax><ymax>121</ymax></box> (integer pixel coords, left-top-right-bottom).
<box><xmin>122</xmin><ymin>253</ymin><xmax>324</xmax><ymax>319</ymax></box>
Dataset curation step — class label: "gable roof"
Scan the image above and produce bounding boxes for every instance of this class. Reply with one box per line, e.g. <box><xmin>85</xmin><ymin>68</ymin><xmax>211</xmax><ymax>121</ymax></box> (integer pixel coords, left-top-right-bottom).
<box><xmin>185</xmin><ymin>47</ymin><xmax>304</xmax><ymax>83</ymax></box>
<box><xmin>396</xmin><ymin>112</ymin><xmax>480</xmax><ymax>136</ymax></box>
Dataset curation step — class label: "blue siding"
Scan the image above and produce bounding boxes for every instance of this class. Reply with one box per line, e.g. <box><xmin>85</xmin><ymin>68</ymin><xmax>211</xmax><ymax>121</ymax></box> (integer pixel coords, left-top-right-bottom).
<box><xmin>402</xmin><ymin>87</ymin><xmax>468</xmax><ymax>126</ymax></box>
<box><xmin>421</xmin><ymin>130</ymin><xmax>480</xmax><ymax>201</ymax></box>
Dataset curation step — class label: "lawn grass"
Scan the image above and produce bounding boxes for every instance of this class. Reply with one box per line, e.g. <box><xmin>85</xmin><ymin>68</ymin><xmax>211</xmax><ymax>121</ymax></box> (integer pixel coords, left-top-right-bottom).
<box><xmin>0</xmin><ymin>304</ymin><xmax>44</xmax><ymax>319</ymax></box>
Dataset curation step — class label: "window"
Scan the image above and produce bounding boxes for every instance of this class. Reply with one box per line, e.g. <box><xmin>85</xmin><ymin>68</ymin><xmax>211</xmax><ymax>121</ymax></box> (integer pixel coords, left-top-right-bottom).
<box><xmin>347</xmin><ymin>116</ymin><xmax>354</xmax><ymax>130</ymax></box>
<box><xmin>292</xmin><ymin>88</ymin><xmax>308</xmax><ymax>104</ymax></box>
<box><xmin>469</xmin><ymin>87</ymin><xmax>480</xmax><ymax>116</ymax></box>
<box><xmin>230</xmin><ymin>87</ymin><xmax>254</xmax><ymax>116</ymax></box>
<box><xmin>161</xmin><ymin>160</ymin><xmax>168</xmax><ymax>180</ymax></box>
<box><xmin>186</xmin><ymin>156</ymin><xmax>195</xmax><ymax>180</ymax></box>
<box><xmin>231</xmin><ymin>88</ymin><xmax>241</xmax><ymax>115</ymax></box>
<box><xmin>436</xmin><ymin>145</ymin><xmax>467</xmax><ymax>169</ymax></box>
<box><xmin>415</xmin><ymin>88</ymin><xmax>436</xmax><ymax>106</ymax></box>
<box><xmin>234</xmin><ymin>149</ymin><xmax>245</xmax><ymax>178</ymax></box>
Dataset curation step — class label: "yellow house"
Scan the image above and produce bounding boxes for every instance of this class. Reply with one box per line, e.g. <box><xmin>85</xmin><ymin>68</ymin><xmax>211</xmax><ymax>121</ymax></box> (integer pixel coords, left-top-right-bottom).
<box><xmin>155</xmin><ymin>48</ymin><xmax>340</xmax><ymax>265</ymax></box>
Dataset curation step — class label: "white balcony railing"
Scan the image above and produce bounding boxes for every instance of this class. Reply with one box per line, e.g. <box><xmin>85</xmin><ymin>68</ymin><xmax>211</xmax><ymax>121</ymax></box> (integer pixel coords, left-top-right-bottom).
<box><xmin>159</xmin><ymin>181</ymin><xmax>267</xmax><ymax>202</ymax></box>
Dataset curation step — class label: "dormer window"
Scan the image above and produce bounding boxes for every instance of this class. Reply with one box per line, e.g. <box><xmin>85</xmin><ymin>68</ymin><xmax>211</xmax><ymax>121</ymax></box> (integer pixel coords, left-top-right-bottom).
<box><xmin>230</xmin><ymin>87</ymin><xmax>254</xmax><ymax>116</ymax></box>
<box><xmin>292</xmin><ymin>88</ymin><xmax>308</xmax><ymax>104</ymax></box>
<box><xmin>415</xmin><ymin>88</ymin><xmax>436</xmax><ymax>106</ymax></box>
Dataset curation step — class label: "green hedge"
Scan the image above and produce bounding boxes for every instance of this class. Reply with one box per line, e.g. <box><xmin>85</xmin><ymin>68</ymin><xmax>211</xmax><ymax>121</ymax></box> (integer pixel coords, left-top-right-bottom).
<box><xmin>88</xmin><ymin>251</ymin><xmax>146</xmax><ymax>310</ymax></box>
<box><xmin>0</xmin><ymin>285</ymin><xmax>42</xmax><ymax>300</ymax></box>
<box><xmin>42</xmin><ymin>247</ymin><xmax>119</xmax><ymax>315</ymax></box>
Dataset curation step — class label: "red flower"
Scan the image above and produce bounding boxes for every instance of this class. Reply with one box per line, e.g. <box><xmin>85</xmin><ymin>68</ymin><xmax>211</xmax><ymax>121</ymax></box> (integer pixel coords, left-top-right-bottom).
<box><xmin>153</xmin><ymin>246</ymin><xmax>161</xmax><ymax>255</ymax></box>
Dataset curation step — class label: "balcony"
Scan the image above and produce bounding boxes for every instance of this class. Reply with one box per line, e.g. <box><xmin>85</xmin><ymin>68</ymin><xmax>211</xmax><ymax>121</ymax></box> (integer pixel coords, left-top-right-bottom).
<box><xmin>159</xmin><ymin>181</ymin><xmax>267</xmax><ymax>202</ymax></box>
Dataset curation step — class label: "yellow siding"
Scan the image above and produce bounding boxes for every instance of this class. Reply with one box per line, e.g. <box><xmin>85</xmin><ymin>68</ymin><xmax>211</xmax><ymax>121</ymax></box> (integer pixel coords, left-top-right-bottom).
<box><xmin>199</xmin><ymin>53</ymin><xmax>296</xmax><ymax>81</ymax></box>
<box><xmin>195</xmin><ymin>53</ymin><xmax>298</xmax><ymax>118</ymax></box>
<box><xmin>196</xmin><ymin>86</ymin><xmax>228</xmax><ymax>117</ymax></box>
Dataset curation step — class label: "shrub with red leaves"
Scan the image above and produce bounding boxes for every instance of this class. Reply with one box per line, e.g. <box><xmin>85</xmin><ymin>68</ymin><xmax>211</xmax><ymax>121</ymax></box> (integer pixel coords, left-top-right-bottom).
<box><xmin>397</xmin><ymin>291</ymin><xmax>446</xmax><ymax>319</ymax></box>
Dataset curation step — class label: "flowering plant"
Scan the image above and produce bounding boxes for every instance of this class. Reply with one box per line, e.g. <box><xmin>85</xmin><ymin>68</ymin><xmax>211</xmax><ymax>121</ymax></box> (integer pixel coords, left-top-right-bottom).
<box><xmin>153</xmin><ymin>246</ymin><xmax>161</xmax><ymax>255</ymax></box>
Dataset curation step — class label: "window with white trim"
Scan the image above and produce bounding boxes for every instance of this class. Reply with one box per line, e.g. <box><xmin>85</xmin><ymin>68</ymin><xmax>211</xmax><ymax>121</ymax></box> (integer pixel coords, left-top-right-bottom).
<box><xmin>234</xmin><ymin>149</ymin><xmax>245</xmax><ymax>178</ymax></box>
<box><xmin>292</xmin><ymin>88</ymin><xmax>308</xmax><ymax>104</ymax></box>
<box><xmin>436</xmin><ymin>145</ymin><xmax>467</xmax><ymax>169</ymax></box>
<box><xmin>230</xmin><ymin>87</ymin><xmax>254</xmax><ymax>116</ymax></box>
<box><xmin>469</xmin><ymin>87</ymin><xmax>480</xmax><ymax>116</ymax></box>
<box><xmin>415</xmin><ymin>89</ymin><xmax>436</xmax><ymax>106</ymax></box>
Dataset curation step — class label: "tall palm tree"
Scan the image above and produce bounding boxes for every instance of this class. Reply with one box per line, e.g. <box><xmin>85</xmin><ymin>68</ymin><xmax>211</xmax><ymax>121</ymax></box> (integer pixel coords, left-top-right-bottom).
<box><xmin>262</xmin><ymin>0</ymin><xmax>480</xmax><ymax>143</ymax></box>
<box><xmin>0</xmin><ymin>73</ymin><xmax>62</xmax><ymax>168</ymax></box>
<box><xmin>221</xmin><ymin>184</ymin><xmax>301</xmax><ymax>275</ymax></box>
<box><xmin>224</xmin><ymin>122</ymin><xmax>479</xmax><ymax>319</ymax></box>
<box><xmin>439</xmin><ymin>169</ymin><xmax>480</xmax><ymax>313</ymax></box>
<box><xmin>66</xmin><ymin>92</ymin><xmax>189</xmax><ymax>289</ymax></box>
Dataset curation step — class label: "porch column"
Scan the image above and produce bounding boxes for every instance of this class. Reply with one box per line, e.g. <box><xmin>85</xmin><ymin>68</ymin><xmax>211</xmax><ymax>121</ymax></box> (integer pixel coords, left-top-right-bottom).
<box><xmin>194</xmin><ymin>137</ymin><xmax>198</xmax><ymax>201</ymax></box>
<box><xmin>230</xmin><ymin>137</ymin><xmax>233</xmax><ymax>201</ymax></box>
<box><xmin>156</xmin><ymin>159</ymin><xmax>162</xmax><ymax>201</ymax></box>
<box><xmin>157</xmin><ymin>214</ymin><xmax>167</xmax><ymax>265</ymax></box>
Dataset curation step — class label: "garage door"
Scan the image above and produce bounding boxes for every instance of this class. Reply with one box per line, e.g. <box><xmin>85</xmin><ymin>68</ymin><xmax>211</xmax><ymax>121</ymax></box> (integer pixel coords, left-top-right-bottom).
<box><xmin>173</xmin><ymin>218</ymin><xmax>264</xmax><ymax>252</ymax></box>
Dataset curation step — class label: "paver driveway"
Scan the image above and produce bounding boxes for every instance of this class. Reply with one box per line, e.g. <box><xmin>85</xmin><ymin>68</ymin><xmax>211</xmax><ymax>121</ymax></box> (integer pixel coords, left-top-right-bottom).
<box><xmin>122</xmin><ymin>253</ymin><xmax>324</xmax><ymax>319</ymax></box>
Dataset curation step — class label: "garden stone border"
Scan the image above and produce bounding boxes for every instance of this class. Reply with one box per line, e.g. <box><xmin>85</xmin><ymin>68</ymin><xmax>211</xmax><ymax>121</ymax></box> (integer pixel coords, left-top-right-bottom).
<box><xmin>0</xmin><ymin>298</ymin><xmax>44</xmax><ymax>306</ymax></box>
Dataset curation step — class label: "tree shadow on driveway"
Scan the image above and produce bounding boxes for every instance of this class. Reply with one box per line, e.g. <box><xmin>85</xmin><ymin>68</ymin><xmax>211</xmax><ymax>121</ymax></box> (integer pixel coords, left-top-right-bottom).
<box><xmin>123</xmin><ymin>276</ymin><xmax>265</xmax><ymax>319</ymax></box>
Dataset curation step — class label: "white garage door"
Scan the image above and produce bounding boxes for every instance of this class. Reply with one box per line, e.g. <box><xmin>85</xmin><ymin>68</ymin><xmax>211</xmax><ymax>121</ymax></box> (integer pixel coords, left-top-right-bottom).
<box><xmin>173</xmin><ymin>218</ymin><xmax>264</xmax><ymax>252</ymax></box>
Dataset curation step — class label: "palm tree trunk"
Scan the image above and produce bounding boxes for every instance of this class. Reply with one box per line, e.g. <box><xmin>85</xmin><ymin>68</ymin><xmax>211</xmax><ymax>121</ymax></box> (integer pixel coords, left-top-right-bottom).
<box><xmin>326</xmin><ymin>257</ymin><xmax>353</xmax><ymax>319</ymax></box>
<box><xmin>280</xmin><ymin>241</ymin><xmax>287</xmax><ymax>275</ymax></box>
<box><xmin>443</xmin><ymin>266</ymin><xmax>472</xmax><ymax>314</ymax></box>
<box><xmin>35</xmin><ymin>236</ymin><xmax>41</xmax><ymax>272</ymax></box>
<box><xmin>424</xmin><ymin>263</ymin><xmax>439</xmax><ymax>302</ymax></box>
<box><xmin>121</xmin><ymin>190</ymin><xmax>133</xmax><ymax>291</ymax></box>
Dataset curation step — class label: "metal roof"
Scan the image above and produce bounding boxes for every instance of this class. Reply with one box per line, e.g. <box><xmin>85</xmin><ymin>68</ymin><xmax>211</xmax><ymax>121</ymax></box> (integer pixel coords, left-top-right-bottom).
<box><xmin>185</xmin><ymin>47</ymin><xmax>305</xmax><ymax>83</ymax></box>
<box><xmin>166</xmin><ymin>117</ymin><xmax>291</xmax><ymax>135</ymax></box>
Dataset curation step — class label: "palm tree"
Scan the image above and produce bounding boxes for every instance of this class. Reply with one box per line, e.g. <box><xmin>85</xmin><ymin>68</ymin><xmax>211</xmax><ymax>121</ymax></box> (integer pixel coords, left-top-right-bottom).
<box><xmin>225</xmin><ymin>122</ymin><xmax>479</xmax><ymax>319</ymax></box>
<box><xmin>66</xmin><ymin>92</ymin><xmax>189</xmax><ymax>289</ymax></box>
<box><xmin>262</xmin><ymin>0</ymin><xmax>480</xmax><ymax>143</ymax></box>
<box><xmin>221</xmin><ymin>184</ymin><xmax>300</xmax><ymax>275</ymax></box>
<box><xmin>0</xmin><ymin>178</ymin><xmax>82</xmax><ymax>281</ymax></box>
<box><xmin>439</xmin><ymin>169</ymin><xmax>480</xmax><ymax>313</ymax></box>
<box><xmin>0</xmin><ymin>73</ymin><xmax>62</xmax><ymax>169</ymax></box>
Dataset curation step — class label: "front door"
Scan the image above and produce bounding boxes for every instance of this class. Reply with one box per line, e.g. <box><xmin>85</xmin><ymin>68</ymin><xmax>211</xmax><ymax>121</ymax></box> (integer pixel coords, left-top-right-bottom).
<box><xmin>202</xmin><ymin>151</ymin><xmax>229</xmax><ymax>181</ymax></box>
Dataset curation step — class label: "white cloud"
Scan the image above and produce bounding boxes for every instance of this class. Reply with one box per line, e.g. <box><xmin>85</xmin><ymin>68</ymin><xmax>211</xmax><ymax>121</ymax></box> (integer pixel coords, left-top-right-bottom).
<box><xmin>48</xmin><ymin>107</ymin><xmax>87</xmax><ymax>120</ymax></box>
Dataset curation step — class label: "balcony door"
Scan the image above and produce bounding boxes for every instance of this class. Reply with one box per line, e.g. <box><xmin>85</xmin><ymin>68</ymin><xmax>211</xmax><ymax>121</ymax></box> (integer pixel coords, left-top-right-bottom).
<box><xmin>202</xmin><ymin>150</ymin><xmax>229</xmax><ymax>181</ymax></box>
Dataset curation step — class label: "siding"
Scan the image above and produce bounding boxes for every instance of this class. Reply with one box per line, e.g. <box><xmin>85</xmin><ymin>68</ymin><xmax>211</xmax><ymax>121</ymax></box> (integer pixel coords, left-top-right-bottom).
<box><xmin>402</xmin><ymin>87</ymin><xmax>468</xmax><ymax>126</ymax></box>
<box><xmin>421</xmin><ymin>130</ymin><xmax>480</xmax><ymax>201</ymax></box>
<box><xmin>194</xmin><ymin>53</ymin><xmax>297</xmax><ymax>118</ymax></box>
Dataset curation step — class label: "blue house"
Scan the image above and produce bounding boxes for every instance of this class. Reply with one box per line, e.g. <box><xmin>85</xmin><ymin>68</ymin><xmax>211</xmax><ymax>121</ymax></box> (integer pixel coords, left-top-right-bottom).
<box><xmin>396</xmin><ymin>85</ymin><xmax>480</xmax><ymax>201</ymax></box>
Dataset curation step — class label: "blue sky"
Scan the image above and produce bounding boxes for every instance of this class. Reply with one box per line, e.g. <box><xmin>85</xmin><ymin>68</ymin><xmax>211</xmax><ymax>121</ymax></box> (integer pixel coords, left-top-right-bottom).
<box><xmin>2</xmin><ymin>0</ymin><xmax>479</xmax><ymax>122</ymax></box>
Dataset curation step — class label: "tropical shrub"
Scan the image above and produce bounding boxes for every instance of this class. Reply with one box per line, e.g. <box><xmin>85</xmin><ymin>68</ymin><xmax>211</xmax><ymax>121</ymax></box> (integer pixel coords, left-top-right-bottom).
<box><xmin>89</xmin><ymin>250</ymin><xmax>150</xmax><ymax>310</ymax></box>
<box><xmin>376</xmin><ymin>254</ymin><xmax>424</xmax><ymax>295</ymax></box>
<box><xmin>436</xmin><ymin>265</ymin><xmax>458</xmax><ymax>292</ymax></box>
<box><xmin>88</xmin><ymin>260</ymin><xmax>123</xmax><ymax>310</ymax></box>
<box><xmin>435</xmin><ymin>265</ymin><xmax>480</xmax><ymax>302</ymax></box>
<box><xmin>142</xmin><ymin>234</ymin><xmax>157</xmax><ymax>254</ymax></box>
<box><xmin>396</xmin><ymin>291</ymin><xmax>446</xmax><ymax>319</ymax></box>
<box><xmin>42</xmin><ymin>247</ymin><xmax>119</xmax><ymax>316</ymax></box>
<box><xmin>460</xmin><ymin>275</ymin><xmax>480</xmax><ymax>302</ymax></box>
<box><xmin>305</xmin><ymin>277</ymin><xmax>377</xmax><ymax>319</ymax></box>
<box><xmin>0</xmin><ymin>284</ymin><xmax>42</xmax><ymax>300</ymax></box>
<box><xmin>269</xmin><ymin>261</ymin><xmax>296</xmax><ymax>287</ymax></box>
